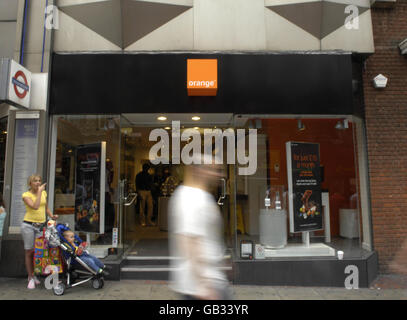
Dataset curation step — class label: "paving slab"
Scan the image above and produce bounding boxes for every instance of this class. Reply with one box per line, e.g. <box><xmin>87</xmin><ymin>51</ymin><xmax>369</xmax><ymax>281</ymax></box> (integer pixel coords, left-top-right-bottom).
<box><xmin>231</xmin><ymin>285</ymin><xmax>281</xmax><ymax>300</ymax></box>
<box><xmin>275</xmin><ymin>287</ymin><xmax>323</xmax><ymax>300</ymax></box>
<box><xmin>0</xmin><ymin>277</ymin><xmax>406</xmax><ymax>300</ymax></box>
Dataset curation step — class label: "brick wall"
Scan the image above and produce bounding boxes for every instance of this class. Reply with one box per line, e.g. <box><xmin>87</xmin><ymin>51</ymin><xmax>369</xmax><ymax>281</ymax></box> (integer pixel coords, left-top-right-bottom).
<box><xmin>363</xmin><ymin>0</ymin><xmax>407</xmax><ymax>273</ymax></box>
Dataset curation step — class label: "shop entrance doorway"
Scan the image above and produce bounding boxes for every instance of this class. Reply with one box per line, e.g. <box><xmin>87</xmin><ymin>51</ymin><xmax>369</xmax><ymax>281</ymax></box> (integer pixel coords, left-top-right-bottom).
<box><xmin>119</xmin><ymin>113</ymin><xmax>236</xmax><ymax>258</ymax></box>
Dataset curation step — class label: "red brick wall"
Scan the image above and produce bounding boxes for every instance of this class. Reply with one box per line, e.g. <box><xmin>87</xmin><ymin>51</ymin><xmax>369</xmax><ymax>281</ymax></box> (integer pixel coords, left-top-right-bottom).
<box><xmin>363</xmin><ymin>0</ymin><xmax>407</xmax><ymax>273</ymax></box>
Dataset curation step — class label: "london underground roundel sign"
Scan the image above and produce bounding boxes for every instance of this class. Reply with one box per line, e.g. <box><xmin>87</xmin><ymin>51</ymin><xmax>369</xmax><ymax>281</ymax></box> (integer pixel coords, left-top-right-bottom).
<box><xmin>7</xmin><ymin>59</ymin><xmax>31</xmax><ymax>109</ymax></box>
<box><xmin>12</xmin><ymin>70</ymin><xmax>29</xmax><ymax>99</ymax></box>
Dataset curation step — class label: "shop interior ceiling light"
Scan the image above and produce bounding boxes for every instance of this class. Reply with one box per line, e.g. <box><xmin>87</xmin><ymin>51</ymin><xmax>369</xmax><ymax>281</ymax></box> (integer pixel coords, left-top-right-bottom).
<box><xmin>192</xmin><ymin>116</ymin><xmax>201</xmax><ymax>121</ymax></box>
<box><xmin>373</xmin><ymin>74</ymin><xmax>388</xmax><ymax>88</ymax></box>
<box><xmin>297</xmin><ymin>119</ymin><xmax>305</xmax><ymax>131</ymax></box>
<box><xmin>399</xmin><ymin>38</ymin><xmax>407</xmax><ymax>55</ymax></box>
<box><xmin>157</xmin><ymin>116</ymin><xmax>167</xmax><ymax>121</ymax></box>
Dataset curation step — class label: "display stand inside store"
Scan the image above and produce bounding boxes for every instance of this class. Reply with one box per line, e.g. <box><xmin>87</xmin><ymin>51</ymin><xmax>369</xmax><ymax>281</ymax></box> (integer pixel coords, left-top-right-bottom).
<box><xmin>259</xmin><ymin>185</ymin><xmax>335</xmax><ymax>259</ymax></box>
<box><xmin>263</xmin><ymin>231</ymin><xmax>335</xmax><ymax>257</ymax></box>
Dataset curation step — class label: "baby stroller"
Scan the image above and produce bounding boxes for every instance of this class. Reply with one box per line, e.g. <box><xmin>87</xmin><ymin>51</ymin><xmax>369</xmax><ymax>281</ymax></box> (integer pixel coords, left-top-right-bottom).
<box><xmin>45</xmin><ymin>222</ymin><xmax>106</xmax><ymax>296</ymax></box>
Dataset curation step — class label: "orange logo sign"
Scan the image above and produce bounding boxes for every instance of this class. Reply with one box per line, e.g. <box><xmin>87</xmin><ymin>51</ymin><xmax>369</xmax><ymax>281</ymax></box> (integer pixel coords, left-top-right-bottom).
<box><xmin>187</xmin><ymin>59</ymin><xmax>218</xmax><ymax>96</ymax></box>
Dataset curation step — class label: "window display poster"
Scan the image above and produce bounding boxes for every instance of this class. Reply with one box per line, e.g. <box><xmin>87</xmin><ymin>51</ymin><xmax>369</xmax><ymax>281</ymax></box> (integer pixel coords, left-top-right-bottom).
<box><xmin>10</xmin><ymin>119</ymin><xmax>39</xmax><ymax>229</ymax></box>
<box><xmin>286</xmin><ymin>142</ymin><xmax>323</xmax><ymax>233</ymax></box>
<box><xmin>74</xmin><ymin>142</ymin><xmax>105</xmax><ymax>234</ymax></box>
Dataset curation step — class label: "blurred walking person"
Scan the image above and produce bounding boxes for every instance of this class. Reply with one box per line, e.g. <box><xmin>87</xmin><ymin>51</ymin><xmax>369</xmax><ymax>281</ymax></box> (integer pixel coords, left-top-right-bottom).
<box><xmin>169</xmin><ymin>155</ymin><xmax>230</xmax><ymax>300</ymax></box>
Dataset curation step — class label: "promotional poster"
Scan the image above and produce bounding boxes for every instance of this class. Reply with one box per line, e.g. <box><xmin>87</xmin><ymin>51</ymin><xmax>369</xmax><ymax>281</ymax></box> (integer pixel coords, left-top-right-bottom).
<box><xmin>74</xmin><ymin>142</ymin><xmax>106</xmax><ymax>234</ymax></box>
<box><xmin>9</xmin><ymin>118</ymin><xmax>39</xmax><ymax>230</ymax></box>
<box><xmin>286</xmin><ymin>142</ymin><xmax>322</xmax><ymax>233</ymax></box>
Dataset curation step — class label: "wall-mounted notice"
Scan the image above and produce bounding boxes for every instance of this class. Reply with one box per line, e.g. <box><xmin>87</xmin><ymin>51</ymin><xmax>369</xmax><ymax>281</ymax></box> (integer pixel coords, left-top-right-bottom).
<box><xmin>112</xmin><ymin>228</ymin><xmax>118</xmax><ymax>248</ymax></box>
<box><xmin>74</xmin><ymin>142</ymin><xmax>106</xmax><ymax>234</ymax></box>
<box><xmin>286</xmin><ymin>142</ymin><xmax>323</xmax><ymax>233</ymax></box>
<box><xmin>9</xmin><ymin>118</ymin><xmax>39</xmax><ymax>230</ymax></box>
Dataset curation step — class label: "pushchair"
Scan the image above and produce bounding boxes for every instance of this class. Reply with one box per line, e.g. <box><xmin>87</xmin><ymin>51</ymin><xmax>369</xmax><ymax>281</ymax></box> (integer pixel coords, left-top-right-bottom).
<box><xmin>45</xmin><ymin>222</ymin><xmax>106</xmax><ymax>296</ymax></box>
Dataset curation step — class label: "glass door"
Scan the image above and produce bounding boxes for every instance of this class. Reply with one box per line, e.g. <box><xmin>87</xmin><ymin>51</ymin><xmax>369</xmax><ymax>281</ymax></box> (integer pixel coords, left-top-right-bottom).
<box><xmin>119</xmin><ymin>113</ymin><xmax>236</xmax><ymax>255</ymax></box>
<box><xmin>118</xmin><ymin>119</ymin><xmax>137</xmax><ymax>254</ymax></box>
<box><xmin>218</xmin><ymin>165</ymin><xmax>236</xmax><ymax>251</ymax></box>
<box><xmin>117</xmin><ymin>178</ymin><xmax>137</xmax><ymax>255</ymax></box>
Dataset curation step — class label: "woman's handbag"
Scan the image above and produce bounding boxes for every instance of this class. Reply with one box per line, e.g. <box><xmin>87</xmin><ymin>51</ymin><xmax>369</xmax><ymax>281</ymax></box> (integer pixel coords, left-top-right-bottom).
<box><xmin>33</xmin><ymin>228</ymin><xmax>63</xmax><ymax>275</ymax></box>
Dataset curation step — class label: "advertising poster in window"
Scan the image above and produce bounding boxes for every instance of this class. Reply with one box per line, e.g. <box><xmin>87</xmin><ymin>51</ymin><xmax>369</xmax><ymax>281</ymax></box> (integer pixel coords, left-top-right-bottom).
<box><xmin>74</xmin><ymin>142</ymin><xmax>105</xmax><ymax>234</ymax></box>
<box><xmin>286</xmin><ymin>142</ymin><xmax>322</xmax><ymax>233</ymax></box>
<box><xmin>9</xmin><ymin>118</ymin><xmax>39</xmax><ymax>232</ymax></box>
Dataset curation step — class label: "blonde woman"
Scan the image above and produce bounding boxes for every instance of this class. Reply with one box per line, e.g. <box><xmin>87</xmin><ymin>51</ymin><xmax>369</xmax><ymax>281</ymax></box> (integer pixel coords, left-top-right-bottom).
<box><xmin>21</xmin><ymin>174</ymin><xmax>58</xmax><ymax>289</ymax></box>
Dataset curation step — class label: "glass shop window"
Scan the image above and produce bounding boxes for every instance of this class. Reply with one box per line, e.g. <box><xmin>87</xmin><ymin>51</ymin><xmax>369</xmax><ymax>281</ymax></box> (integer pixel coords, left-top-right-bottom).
<box><xmin>235</xmin><ymin>118</ymin><xmax>365</xmax><ymax>260</ymax></box>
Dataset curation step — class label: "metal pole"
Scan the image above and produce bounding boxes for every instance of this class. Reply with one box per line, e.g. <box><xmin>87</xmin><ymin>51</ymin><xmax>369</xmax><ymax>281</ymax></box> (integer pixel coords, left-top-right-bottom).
<box><xmin>302</xmin><ymin>231</ymin><xmax>310</xmax><ymax>247</ymax></box>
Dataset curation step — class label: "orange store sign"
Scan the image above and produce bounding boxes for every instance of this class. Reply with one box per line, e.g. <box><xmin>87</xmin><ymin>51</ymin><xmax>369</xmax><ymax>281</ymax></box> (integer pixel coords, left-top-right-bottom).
<box><xmin>187</xmin><ymin>59</ymin><xmax>218</xmax><ymax>96</ymax></box>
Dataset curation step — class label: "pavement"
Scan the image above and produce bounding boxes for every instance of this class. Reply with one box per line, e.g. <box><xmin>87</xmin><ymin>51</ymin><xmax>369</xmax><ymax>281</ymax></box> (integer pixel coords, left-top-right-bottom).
<box><xmin>0</xmin><ymin>274</ymin><xmax>406</xmax><ymax>300</ymax></box>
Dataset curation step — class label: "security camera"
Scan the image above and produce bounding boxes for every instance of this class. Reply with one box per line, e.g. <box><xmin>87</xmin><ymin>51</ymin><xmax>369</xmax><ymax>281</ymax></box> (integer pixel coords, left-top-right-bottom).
<box><xmin>373</xmin><ymin>74</ymin><xmax>388</xmax><ymax>89</ymax></box>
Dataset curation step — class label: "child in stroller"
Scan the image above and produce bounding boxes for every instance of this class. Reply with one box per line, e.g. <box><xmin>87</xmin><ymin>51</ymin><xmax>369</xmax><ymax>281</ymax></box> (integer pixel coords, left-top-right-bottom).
<box><xmin>45</xmin><ymin>221</ymin><xmax>109</xmax><ymax>296</ymax></box>
<box><xmin>62</xmin><ymin>230</ymin><xmax>108</xmax><ymax>275</ymax></box>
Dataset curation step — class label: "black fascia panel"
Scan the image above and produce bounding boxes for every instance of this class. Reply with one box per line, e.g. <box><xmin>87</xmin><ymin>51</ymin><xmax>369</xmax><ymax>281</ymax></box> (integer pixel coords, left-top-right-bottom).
<box><xmin>49</xmin><ymin>52</ymin><xmax>353</xmax><ymax>115</ymax></box>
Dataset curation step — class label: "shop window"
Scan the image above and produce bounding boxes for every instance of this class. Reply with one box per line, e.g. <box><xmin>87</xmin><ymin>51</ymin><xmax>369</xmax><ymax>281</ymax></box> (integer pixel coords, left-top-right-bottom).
<box><xmin>235</xmin><ymin>117</ymin><xmax>367</xmax><ymax>260</ymax></box>
<box><xmin>52</xmin><ymin>115</ymin><xmax>120</xmax><ymax>248</ymax></box>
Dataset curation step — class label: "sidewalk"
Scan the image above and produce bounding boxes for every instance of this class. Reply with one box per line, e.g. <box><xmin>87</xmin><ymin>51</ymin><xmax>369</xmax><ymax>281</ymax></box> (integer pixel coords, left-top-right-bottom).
<box><xmin>0</xmin><ymin>275</ymin><xmax>406</xmax><ymax>300</ymax></box>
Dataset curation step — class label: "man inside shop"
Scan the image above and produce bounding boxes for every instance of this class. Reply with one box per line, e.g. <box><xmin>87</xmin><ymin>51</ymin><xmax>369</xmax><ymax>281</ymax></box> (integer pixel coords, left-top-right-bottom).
<box><xmin>136</xmin><ymin>163</ymin><xmax>155</xmax><ymax>226</ymax></box>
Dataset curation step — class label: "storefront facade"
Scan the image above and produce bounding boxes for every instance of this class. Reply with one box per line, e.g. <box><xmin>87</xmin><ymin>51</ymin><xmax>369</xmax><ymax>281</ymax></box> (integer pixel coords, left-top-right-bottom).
<box><xmin>46</xmin><ymin>51</ymin><xmax>377</xmax><ymax>286</ymax></box>
<box><xmin>1</xmin><ymin>0</ymin><xmax>384</xmax><ymax>287</ymax></box>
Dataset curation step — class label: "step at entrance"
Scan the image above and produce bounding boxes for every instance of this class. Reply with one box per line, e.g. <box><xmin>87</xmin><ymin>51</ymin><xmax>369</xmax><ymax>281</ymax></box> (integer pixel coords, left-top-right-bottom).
<box><xmin>120</xmin><ymin>256</ymin><xmax>179</xmax><ymax>280</ymax></box>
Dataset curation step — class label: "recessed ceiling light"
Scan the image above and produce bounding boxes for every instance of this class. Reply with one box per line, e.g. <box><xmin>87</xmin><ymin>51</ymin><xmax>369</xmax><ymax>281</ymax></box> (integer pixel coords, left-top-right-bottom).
<box><xmin>157</xmin><ymin>116</ymin><xmax>167</xmax><ymax>121</ymax></box>
<box><xmin>194</xmin><ymin>127</ymin><xmax>200</xmax><ymax>130</ymax></box>
<box><xmin>192</xmin><ymin>116</ymin><xmax>200</xmax><ymax>121</ymax></box>
<box><xmin>164</xmin><ymin>127</ymin><xmax>171</xmax><ymax>130</ymax></box>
